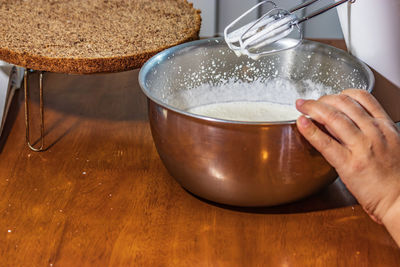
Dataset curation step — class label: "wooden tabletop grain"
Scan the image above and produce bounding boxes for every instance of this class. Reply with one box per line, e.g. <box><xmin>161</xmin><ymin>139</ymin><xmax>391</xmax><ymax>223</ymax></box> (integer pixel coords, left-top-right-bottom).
<box><xmin>0</xmin><ymin>40</ymin><xmax>399</xmax><ymax>266</ymax></box>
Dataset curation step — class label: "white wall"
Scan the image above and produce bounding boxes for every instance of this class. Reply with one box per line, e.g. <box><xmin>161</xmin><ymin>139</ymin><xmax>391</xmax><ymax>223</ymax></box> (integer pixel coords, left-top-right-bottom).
<box><xmin>191</xmin><ymin>0</ymin><xmax>343</xmax><ymax>39</ymax></box>
<box><xmin>217</xmin><ymin>0</ymin><xmax>259</xmax><ymax>35</ymax></box>
<box><xmin>191</xmin><ymin>0</ymin><xmax>218</xmax><ymax>37</ymax></box>
<box><xmin>303</xmin><ymin>0</ymin><xmax>343</xmax><ymax>38</ymax></box>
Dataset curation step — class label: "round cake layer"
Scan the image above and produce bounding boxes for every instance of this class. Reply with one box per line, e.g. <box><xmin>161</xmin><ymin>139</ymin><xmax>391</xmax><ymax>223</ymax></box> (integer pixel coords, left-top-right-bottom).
<box><xmin>0</xmin><ymin>0</ymin><xmax>201</xmax><ymax>74</ymax></box>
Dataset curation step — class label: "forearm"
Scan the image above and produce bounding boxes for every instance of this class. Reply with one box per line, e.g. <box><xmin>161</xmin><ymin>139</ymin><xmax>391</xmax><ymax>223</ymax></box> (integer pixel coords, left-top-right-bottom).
<box><xmin>382</xmin><ymin>197</ymin><xmax>400</xmax><ymax>247</ymax></box>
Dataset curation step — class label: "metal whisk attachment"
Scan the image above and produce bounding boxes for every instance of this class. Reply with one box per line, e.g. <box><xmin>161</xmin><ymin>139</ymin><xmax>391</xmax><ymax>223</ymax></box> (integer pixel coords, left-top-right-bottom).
<box><xmin>224</xmin><ymin>0</ymin><xmax>355</xmax><ymax>59</ymax></box>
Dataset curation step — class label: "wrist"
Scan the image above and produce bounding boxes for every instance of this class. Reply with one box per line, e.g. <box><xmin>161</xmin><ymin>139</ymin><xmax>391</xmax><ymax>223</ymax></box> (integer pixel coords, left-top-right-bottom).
<box><xmin>382</xmin><ymin>195</ymin><xmax>400</xmax><ymax>247</ymax></box>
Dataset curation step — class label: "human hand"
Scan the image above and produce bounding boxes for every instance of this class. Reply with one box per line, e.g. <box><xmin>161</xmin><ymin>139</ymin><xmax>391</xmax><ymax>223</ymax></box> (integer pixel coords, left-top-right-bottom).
<box><xmin>295</xmin><ymin>89</ymin><xmax>400</xmax><ymax>230</ymax></box>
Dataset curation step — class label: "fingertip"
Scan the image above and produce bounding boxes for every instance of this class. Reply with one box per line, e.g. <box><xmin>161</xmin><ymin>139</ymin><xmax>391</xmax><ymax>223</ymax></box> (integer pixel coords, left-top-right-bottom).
<box><xmin>296</xmin><ymin>114</ymin><xmax>347</xmax><ymax>168</ymax></box>
<box><xmin>296</xmin><ymin>99</ymin><xmax>306</xmax><ymax>112</ymax></box>
<box><xmin>296</xmin><ymin>99</ymin><xmax>305</xmax><ymax>106</ymax></box>
<box><xmin>297</xmin><ymin>115</ymin><xmax>311</xmax><ymax>128</ymax></box>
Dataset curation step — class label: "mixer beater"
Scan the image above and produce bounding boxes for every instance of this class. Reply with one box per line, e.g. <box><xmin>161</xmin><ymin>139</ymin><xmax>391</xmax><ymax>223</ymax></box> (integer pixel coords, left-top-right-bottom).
<box><xmin>224</xmin><ymin>0</ymin><xmax>355</xmax><ymax>59</ymax></box>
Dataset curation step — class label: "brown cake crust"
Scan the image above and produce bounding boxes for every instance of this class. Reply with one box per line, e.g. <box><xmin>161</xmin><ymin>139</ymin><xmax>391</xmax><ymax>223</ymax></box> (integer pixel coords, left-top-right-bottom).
<box><xmin>0</xmin><ymin>0</ymin><xmax>201</xmax><ymax>74</ymax></box>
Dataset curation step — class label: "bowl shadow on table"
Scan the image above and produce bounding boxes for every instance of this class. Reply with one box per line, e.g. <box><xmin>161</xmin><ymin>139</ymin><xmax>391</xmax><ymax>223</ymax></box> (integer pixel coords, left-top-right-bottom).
<box><xmin>188</xmin><ymin>178</ymin><xmax>358</xmax><ymax>214</ymax></box>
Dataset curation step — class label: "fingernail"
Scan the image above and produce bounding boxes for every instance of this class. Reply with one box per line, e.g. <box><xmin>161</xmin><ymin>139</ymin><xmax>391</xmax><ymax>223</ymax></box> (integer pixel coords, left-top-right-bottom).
<box><xmin>296</xmin><ymin>99</ymin><xmax>305</xmax><ymax>107</ymax></box>
<box><xmin>298</xmin><ymin>116</ymin><xmax>310</xmax><ymax>127</ymax></box>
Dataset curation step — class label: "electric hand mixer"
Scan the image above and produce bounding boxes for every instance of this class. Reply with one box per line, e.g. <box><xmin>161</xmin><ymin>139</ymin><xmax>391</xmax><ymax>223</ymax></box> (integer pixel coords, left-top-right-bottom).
<box><xmin>224</xmin><ymin>0</ymin><xmax>355</xmax><ymax>59</ymax></box>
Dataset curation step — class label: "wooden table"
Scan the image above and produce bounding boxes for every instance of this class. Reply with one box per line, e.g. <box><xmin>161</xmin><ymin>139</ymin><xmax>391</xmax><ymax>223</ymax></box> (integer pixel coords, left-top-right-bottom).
<box><xmin>1</xmin><ymin>40</ymin><xmax>399</xmax><ymax>266</ymax></box>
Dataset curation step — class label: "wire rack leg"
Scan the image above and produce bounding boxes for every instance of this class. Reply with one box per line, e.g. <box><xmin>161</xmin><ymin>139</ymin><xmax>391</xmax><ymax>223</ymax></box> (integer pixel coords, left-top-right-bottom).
<box><xmin>24</xmin><ymin>70</ymin><xmax>45</xmax><ymax>152</ymax></box>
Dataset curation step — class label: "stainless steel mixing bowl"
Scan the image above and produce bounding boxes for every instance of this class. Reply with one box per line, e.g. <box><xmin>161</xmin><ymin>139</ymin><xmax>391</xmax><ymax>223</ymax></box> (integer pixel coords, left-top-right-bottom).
<box><xmin>139</xmin><ymin>38</ymin><xmax>374</xmax><ymax>206</ymax></box>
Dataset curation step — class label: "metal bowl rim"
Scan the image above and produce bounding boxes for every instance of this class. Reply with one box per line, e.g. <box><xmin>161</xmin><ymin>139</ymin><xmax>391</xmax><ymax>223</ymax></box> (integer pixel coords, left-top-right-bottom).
<box><xmin>139</xmin><ymin>37</ymin><xmax>375</xmax><ymax>126</ymax></box>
